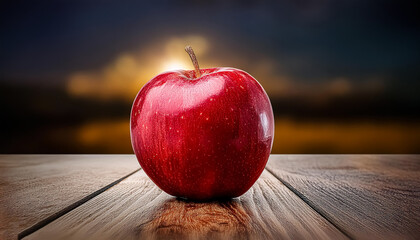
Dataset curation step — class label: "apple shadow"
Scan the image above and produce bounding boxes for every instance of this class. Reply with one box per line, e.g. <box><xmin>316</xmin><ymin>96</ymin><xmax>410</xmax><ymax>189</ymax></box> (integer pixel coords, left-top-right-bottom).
<box><xmin>136</xmin><ymin>197</ymin><xmax>253</xmax><ymax>239</ymax></box>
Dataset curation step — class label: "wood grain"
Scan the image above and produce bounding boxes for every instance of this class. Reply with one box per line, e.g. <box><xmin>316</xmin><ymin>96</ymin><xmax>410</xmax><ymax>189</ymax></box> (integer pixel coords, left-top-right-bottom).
<box><xmin>26</xmin><ymin>170</ymin><xmax>347</xmax><ymax>240</ymax></box>
<box><xmin>267</xmin><ymin>155</ymin><xmax>420</xmax><ymax>239</ymax></box>
<box><xmin>0</xmin><ymin>155</ymin><xmax>139</xmax><ymax>240</ymax></box>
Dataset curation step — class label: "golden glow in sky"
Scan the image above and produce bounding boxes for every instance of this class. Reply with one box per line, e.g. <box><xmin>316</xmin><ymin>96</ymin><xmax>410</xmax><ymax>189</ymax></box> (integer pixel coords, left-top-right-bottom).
<box><xmin>66</xmin><ymin>35</ymin><xmax>210</xmax><ymax>101</ymax></box>
<box><xmin>160</xmin><ymin>60</ymin><xmax>189</xmax><ymax>72</ymax></box>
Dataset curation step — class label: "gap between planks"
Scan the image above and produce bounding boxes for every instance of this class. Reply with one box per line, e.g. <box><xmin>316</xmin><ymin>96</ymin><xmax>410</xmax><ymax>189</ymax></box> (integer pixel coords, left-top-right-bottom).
<box><xmin>265</xmin><ymin>167</ymin><xmax>353</xmax><ymax>239</ymax></box>
<box><xmin>17</xmin><ymin>168</ymin><xmax>141</xmax><ymax>240</ymax></box>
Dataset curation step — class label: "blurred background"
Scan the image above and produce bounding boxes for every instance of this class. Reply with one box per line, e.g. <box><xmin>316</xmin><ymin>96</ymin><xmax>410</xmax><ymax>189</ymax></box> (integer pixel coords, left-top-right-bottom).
<box><xmin>1</xmin><ymin>0</ymin><xmax>419</xmax><ymax>154</ymax></box>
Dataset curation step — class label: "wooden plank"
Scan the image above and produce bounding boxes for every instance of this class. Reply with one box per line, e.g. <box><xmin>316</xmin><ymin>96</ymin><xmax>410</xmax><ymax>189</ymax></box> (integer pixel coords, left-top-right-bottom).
<box><xmin>0</xmin><ymin>155</ymin><xmax>139</xmax><ymax>240</ymax></box>
<box><xmin>26</xmin><ymin>170</ymin><xmax>347</xmax><ymax>240</ymax></box>
<box><xmin>266</xmin><ymin>155</ymin><xmax>420</xmax><ymax>239</ymax></box>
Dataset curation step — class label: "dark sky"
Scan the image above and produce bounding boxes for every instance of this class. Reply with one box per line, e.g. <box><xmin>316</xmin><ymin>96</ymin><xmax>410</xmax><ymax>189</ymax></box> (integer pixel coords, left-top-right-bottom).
<box><xmin>1</xmin><ymin>0</ymin><xmax>419</xmax><ymax>87</ymax></box>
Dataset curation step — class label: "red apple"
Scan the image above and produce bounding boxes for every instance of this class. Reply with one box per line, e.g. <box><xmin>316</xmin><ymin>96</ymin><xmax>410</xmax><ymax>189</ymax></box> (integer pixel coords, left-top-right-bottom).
<box><xmin>130</xmin><ymin>46</ymin><xmax>274</xmax><ymax>200</ymax></box>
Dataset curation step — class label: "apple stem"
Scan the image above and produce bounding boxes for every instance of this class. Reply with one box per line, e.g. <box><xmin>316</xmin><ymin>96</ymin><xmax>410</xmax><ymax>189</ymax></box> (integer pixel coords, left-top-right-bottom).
<box><xmin>185</xmin><ymin>46</ymin><xmax>201</xmax><ymax>78</ymax></box>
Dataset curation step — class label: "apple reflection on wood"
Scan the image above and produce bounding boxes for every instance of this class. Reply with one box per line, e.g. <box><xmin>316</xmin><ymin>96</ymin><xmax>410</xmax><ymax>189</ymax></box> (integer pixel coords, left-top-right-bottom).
<box><xmin>130</xmin><ymin>46</ymin><xmax>274</xmax><ymax>200</ymax></box>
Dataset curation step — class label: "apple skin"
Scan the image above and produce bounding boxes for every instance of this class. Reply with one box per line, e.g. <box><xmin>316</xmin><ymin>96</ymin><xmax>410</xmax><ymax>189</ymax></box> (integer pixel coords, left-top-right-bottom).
<box><xmin>130</xmin><ymin>67</ymin><xmax>274</xmax><ymax>201</ymax></box>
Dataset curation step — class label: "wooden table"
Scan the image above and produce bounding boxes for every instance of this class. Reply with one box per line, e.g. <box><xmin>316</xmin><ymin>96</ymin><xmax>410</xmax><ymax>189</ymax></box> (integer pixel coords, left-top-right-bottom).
<box><xmin>0</xmin><ymin>155</ymin><xmax>419</xmax><ymax>240</ymax></box>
